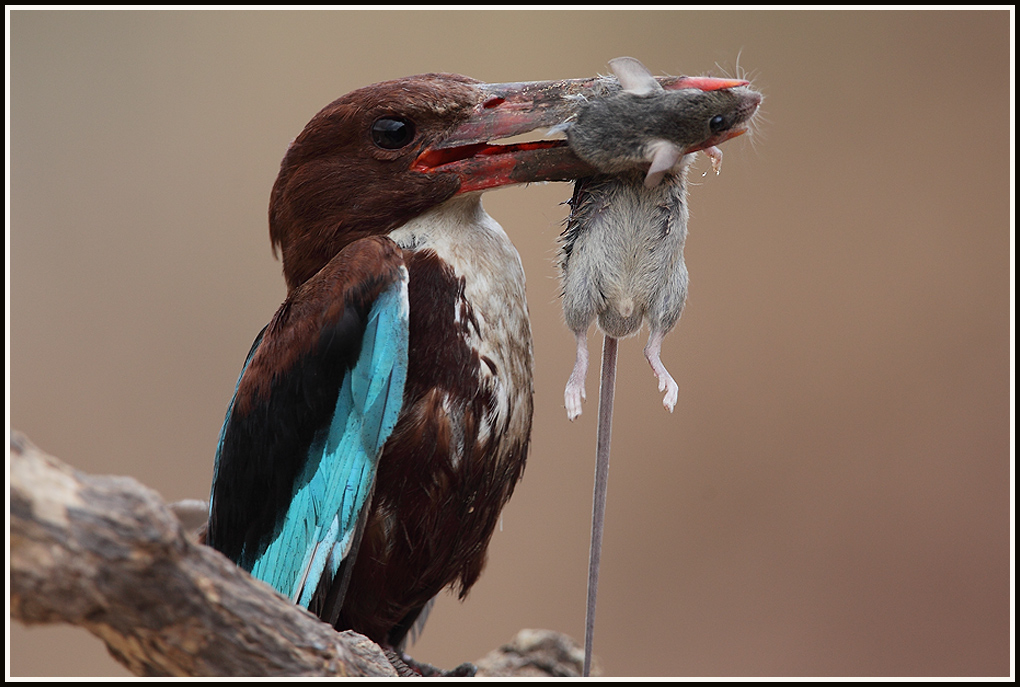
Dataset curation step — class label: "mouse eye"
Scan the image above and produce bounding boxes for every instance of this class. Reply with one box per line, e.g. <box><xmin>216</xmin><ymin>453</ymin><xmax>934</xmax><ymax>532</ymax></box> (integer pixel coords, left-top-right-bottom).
<box><xmin>709</xmin><ymin>115</ymin><xmax>727</xmax><ymax>134</ymax></box>
<box><xmin>371</xmin><ymin>117</ymin><xmax>416</xmax><ymax>150</ymax></box>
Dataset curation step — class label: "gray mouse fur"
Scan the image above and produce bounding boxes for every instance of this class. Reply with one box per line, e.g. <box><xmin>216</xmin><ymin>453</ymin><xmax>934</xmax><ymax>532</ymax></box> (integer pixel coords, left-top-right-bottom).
<box><xmin>560</xmin><ymin>57</ymin><xmax>760</xmax><ymax>419</ymax></box>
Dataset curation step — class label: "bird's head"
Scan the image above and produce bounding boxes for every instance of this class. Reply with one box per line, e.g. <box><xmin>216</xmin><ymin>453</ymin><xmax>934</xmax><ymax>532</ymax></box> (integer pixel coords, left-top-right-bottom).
<box><xmin>269</xmin><ymin>70</ymin><xmax>745</xmax><ymax>291</ymax></box>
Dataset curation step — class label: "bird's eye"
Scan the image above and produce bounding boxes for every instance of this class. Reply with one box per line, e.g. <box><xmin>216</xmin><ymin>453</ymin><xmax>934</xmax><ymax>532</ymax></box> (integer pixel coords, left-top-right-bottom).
<box><xmin>709</xmin><ymin>114</ymin><xmax>727</xmax><ymax>134</ymax></box>
<box><xmin>371</xmin><ymin>117</ymin><xmax>416</xmax><ymax>150</ymax></box>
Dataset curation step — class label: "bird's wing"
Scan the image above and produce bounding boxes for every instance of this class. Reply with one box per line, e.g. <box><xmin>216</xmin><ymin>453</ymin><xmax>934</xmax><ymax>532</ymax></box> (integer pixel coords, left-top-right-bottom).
<box><xmin>207</xmin><ymin>237</ymin><xmax>409</xmax><ymax>620</ymax></box>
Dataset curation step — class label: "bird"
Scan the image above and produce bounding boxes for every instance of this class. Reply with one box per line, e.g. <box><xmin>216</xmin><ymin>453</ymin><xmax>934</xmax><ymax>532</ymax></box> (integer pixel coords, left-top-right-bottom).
<box><xmin>204</xmin><ymin>67</ymin><xmax>743</xmax><ymax>669</ymax></box>
<box><xmin>205</xmin><ymin>71</ymin><xmax>595</xmax><ymax>659</ymax></box>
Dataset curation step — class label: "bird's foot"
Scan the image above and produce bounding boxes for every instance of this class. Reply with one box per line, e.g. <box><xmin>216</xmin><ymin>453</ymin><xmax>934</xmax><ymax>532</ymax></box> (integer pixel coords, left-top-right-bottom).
<box><xmin>442</xmin><ymin>662</ymin><xmax>479</xmax><ymax>677</ymax></box>
<box><xmin>384</xmin><ymin>648</ymin><xmax>477</xmax><ymax>677</ymax></box>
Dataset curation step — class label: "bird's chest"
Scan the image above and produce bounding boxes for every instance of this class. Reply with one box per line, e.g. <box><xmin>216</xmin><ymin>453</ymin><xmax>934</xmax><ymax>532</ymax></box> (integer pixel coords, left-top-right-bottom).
<box><xmin>388</xmin><ymin>199</ymin><xmax>534</xmax><ymax>468</ymax></box>
<box><xmin>350</xmin><ymin>202</ymin><xmax>534</xmax><ymax>622</ymax></box>
<box><xmin>304</xmin><ymin>207</ymin><xmax>538</xmax><ymax>641</ymax></box>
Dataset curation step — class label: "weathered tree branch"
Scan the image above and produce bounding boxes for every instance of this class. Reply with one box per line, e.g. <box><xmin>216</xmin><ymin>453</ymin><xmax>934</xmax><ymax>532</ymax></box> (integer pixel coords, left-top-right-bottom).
<box><xmin>9</xmin><ymin>431</ymin><xmax>397</xmax><ymax>676</ymax></box>
<box><xmin>9</xmin><ymin>431</ymin><xmax>594</xmax><ymax>677</ymax></box>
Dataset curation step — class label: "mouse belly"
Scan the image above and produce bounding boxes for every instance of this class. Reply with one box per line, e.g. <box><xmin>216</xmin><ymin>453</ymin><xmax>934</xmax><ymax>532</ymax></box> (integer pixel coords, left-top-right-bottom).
<box><xmin>558</xmin><ymin>172</ymin><xmax>690</xmax><ymax>419</ymax></box>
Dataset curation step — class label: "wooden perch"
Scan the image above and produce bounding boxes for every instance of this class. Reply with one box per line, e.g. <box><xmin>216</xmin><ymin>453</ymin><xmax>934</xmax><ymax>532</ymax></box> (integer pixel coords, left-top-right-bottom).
<box><xmin>9</xmin><ymin>431</ymin><xmax>596</xmax><ymax>677</ymax></box>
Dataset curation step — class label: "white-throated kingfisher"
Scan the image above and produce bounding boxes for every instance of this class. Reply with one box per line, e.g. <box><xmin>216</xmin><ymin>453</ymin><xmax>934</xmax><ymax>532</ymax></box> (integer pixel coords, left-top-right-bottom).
<box><xmin>205</xmin><ymin>69</ymin><xmax>745</xmax><ymax>660</ymax></box>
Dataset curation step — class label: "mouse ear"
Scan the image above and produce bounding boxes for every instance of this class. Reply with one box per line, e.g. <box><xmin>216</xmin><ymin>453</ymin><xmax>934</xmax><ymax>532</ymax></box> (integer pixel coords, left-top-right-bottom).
<box><xmin>644</xmin><ymin>140</ymin><xmax>683</xmax><ymax>187</ymax></box>
<box><xmin>609</xmin><ymin>57</ymin><xmax>663</xmax><ymax>95</ymax></box>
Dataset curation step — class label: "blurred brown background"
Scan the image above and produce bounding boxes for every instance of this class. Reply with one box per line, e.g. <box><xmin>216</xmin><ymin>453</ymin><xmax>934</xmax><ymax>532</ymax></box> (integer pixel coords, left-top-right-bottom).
<box><xmin>8</xmin><ymin>9</ymin><xmax>1011</xmax><ymax>677</ymax></box>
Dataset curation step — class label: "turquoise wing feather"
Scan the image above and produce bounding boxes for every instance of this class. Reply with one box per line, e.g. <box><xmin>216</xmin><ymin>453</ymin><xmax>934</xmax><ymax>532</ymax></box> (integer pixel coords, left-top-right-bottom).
<box><xmin>249</xmin><ymin>273</ymin><xmax>409</xmax><ymax>606</ymax></box>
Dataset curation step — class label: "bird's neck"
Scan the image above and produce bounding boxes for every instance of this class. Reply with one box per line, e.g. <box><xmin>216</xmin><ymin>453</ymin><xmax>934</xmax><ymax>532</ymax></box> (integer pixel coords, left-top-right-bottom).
<box><xmin>389</xmin><ymin>194</ymin><xmax>530</xmax><ymax>327</ymax></box>
<box><xmin>389</xmin><ymin>194</ymin><xmax>511</xmax><ymax>261</ymax></box>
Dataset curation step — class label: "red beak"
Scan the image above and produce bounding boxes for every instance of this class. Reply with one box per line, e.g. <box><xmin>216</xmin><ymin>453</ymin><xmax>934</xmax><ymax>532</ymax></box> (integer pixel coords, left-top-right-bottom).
<box><xmin>413</xmin><ymin>74</ymin><xmax>750</xmax><ymax>193</ymax></box>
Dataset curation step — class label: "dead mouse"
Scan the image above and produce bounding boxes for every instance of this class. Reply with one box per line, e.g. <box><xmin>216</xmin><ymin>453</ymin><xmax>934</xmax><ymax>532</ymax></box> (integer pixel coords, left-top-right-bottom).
<box><xmin>560</xmin><ymin>56</ymin><xmax>761</xmax><ymax>420</ymax></box>
<box><xmin>560</xmin><ymin>56</ymin><xmax>762</xmax><ymax>679</ymax></box>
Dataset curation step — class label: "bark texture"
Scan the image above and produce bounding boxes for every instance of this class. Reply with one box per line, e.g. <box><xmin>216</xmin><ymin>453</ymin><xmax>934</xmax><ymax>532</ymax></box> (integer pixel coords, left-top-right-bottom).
<box><xmin>9</xmin><ymin>431</ymin><xmax>595</xmax><ymax>677</ymax></box>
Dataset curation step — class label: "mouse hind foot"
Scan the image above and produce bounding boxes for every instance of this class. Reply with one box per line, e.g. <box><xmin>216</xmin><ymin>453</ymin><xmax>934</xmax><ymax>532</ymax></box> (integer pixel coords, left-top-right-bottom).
<box><xmin>644</xmin><ymin>330</ymin><xmax>678</xmax><ymax>413</ymax></box>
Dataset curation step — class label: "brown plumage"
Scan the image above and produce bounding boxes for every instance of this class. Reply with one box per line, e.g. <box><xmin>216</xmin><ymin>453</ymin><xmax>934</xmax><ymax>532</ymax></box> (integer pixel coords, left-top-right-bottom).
<box><xmin>210</xmin><ymin>71</ymin><xmax>600</xmax><ymax>656</ymax></box>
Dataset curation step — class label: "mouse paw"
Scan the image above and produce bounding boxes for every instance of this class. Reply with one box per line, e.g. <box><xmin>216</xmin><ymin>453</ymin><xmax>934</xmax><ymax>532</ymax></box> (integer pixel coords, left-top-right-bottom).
<box><xmin>660</xmin><ymin>377</ymin><xmax>678</xmax><ymax>413</ymax></box>
<box><xmin>565</xmin><ymin>381</ymin><xmax>586</xmax><ymax>421</ymax></box>
<box><xmin>653</xmin><ymin>368</ymin><xmax>678</xmax><ymax>413</ymax></box>
<box><xmin>646</xmin><ymin>337</ymin><xmax>678</xmax><ymax>414</ymax></box>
